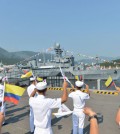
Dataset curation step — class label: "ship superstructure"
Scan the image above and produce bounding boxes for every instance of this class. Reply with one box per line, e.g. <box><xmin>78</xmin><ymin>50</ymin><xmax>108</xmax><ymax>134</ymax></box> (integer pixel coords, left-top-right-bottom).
<box><xmin>24</xmin><ymin>43</ymin><xmax>120</xmax><ymax>80</ymax></box>
<box><xmin>0</xmin><ymin>43</ymin><xmax>120</xmax><ymax>88</ymax></box>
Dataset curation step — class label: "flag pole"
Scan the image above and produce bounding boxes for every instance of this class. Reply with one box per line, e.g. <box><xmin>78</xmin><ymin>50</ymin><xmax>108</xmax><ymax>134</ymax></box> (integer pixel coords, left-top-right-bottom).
<box><xmin>112</xmin><ymin>76</ymin><xmax>117</xmax><ymax>89</ymax></box>
<box><xmin>113</xmin><ymin>80</ymin><xmax>118</xmax><ymax>91</ymax></box>
<box><xmin>59</xmin><ymin>66</ymin><xmax>74</xmax><ymax>88</ymax></box>
<box><xmin>113</xmin><ymin>81</ymin><xmax>117</xmax><ymax>88</ymax></box>
<box><xmin>31</xmin><ymin>70</ymin><xmax>35</xmax><ymax>77</ymax></box>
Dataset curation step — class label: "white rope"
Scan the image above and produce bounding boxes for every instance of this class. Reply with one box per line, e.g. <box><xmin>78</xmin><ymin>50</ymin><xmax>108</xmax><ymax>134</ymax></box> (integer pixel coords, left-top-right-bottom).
<box><xmin>77</xmin><ymin>53</ymin><xmax>110</xmax><ymax>63</ymax></box>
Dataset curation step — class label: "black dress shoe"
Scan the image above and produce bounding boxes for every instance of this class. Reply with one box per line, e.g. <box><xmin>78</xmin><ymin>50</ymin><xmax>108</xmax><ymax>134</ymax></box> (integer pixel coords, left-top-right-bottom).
<box><xmin>2</xmin><ymin>122</ymin><xmax>8</xmax><ymax>126</ymax></box>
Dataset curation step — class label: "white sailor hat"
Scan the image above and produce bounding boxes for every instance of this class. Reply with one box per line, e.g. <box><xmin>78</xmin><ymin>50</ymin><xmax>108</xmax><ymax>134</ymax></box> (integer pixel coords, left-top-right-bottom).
<box><xmin>30</xmin><ymin>77</ymin><xmax>36</xmax><ymax>81</ymax></box>
<box><xmin>0</xmin><ymin>76</ymin><xmax>2</xmax><ymax>80</ymax></box>
<box><xmin>36</xmin><ymin>82</ymin><xmax>47</xmax><ymax>90</ymax></box>
<box><xmin>75</xmin><ymin>81</ymin><xmax>84</xmax><ymax>87</ymax></box>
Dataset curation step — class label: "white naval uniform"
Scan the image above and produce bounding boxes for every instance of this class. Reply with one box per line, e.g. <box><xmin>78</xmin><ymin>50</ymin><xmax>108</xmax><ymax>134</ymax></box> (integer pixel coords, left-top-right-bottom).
<box><xmin>29</xmin><ymin>95</ymin><xmax>61</xmax><ymax>134</ymax></box>
<box><xmin>69</xmin><ymin>90</ymin><xmax>90</xmax><ymax>134</ymax></box>
<box><xmin>0</xmin><ymin>84</ymin><xmax>6</xmax><ymax>124</ymax></box>
<box><xmin>0</xmin><ymin>84</ymin><xmax>6</xmax><ymax>113</ymax></box>
<box><xmin>27</xmin><ymin>84</ymin><xmax>36</xmax><ymax>133</ymax></box>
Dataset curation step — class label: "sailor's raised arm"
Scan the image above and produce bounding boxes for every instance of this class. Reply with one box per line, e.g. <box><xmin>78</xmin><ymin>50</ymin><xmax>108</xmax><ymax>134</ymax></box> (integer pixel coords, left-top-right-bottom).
<box><xmin>83</xmin><ymin>107</ymin><xmax>99</xmax><ymax>134</ymax></box>
<box><xmin>30</xmin><ymin>88</ymin><xmax>37</xmax><ymax>97</ymax></box>
<box><xmin>61</xmin><ymin>80</ymin><xmax>68</xmax><ymax>103</ymax></box>
<box><xmin>85</xmin><ymin>84</ymin><xmax>90</xmax><ymax>95</ymax></box>
<box><xmin>115</xmin><ymin>106</ymin><xmax>120</xmax><ymax>126</ymax></box>
<box><xmin>115</xmin><ymin>86</ymin><xmax>120</xmax><ymax>92</ymax></box>
<box><xmin>0</xmin><ymin>112</ymin><xmax>4</xmax><ymax>133</ymax></box>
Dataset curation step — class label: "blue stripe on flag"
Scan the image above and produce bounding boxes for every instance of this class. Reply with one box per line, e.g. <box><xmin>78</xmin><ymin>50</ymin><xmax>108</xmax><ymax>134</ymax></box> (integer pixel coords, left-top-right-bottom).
<box><xmin>5</xmin><ymin>92</ymin><xmax>21</xmax><ymax>101</ymax></box>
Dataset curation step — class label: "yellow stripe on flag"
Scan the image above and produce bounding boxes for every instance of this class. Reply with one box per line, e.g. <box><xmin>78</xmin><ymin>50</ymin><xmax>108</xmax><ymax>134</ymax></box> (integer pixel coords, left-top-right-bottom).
<box><xmin>5</xmin><ymin>84</ymin><xmax>26</xmax><ymax>96</ymax></box>
<box><xmin>105</xmin><ymin>76</ymin><xmax>113</xmax><ymax>87</ymax></box>
<box><xmin>75</xmin><ymin>75</ymin><xmax>79</xmax><ymax>81</ymax></box>
<box><xmin>21</xmin><ymin>71</ymin><xmax>33</xmax><ymax>78</ymax></box>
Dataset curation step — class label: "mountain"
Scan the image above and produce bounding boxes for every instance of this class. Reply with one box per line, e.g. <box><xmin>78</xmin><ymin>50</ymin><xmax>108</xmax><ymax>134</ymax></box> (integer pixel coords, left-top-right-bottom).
<box><xmin>0</xmin><ymin>47</ymin><xmax>53</xmax><ymax>65</ymax></box>
<box><xmin>0</xmin><ymin>47</ymin><xmax>37</xmax><ymax>64</ymax></box>
<box><xmin>11</xmin><ymin>51</ymin><xmax>37</xmax><ymax>59</ymax></box>
<box><xmin>0</xmin><ymin>46</ymin><xmax>120</xmax><ymax>65</ymax></box>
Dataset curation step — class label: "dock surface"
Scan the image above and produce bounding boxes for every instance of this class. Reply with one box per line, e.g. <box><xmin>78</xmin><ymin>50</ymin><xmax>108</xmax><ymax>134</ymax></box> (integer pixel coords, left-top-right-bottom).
<box><xmin>2</xmin><ymin>89</ymin><xmax>120</xmax><ymax>134</ymax></box>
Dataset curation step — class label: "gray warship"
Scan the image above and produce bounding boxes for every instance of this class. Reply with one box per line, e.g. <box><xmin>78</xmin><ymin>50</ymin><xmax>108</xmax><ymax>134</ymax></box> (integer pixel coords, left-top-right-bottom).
<box><xmin>0</xmin><ymin>43</ymin><xmax>120</xmax><ymax>88</ymax></box>
<box><xmin>25</xmin><ymin>43</ymin><xmax>120</xmax><ymax>80</ymax></box>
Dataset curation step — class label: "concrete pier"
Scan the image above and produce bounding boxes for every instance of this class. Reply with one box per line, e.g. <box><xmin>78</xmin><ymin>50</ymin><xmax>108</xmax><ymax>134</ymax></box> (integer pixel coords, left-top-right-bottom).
<box><xmin>2</xmin><ymin>89</ymin><xmax>120</xmax><ymax>134</ymax></box>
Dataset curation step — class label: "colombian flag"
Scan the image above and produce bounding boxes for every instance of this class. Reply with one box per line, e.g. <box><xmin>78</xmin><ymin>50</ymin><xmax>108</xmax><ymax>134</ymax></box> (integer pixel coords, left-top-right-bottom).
<box><xmin>4</xmin><ymin>84</ymin><xmax>26</xmax><ymax>105</ymax></box>
<box><xmin>21</xmin><ymin>70</ymin><xmax>33</xmax><ymax>78</ymax></box>
<box><xmin>105</xmin><ymin>76</ymin><xmax>114</xmax><ymax>88</ymax></box>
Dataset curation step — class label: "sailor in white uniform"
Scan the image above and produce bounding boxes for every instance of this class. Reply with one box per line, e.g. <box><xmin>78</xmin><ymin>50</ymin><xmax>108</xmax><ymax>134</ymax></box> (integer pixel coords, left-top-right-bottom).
<box><xmin>29</xmin><ymin>80</ymin><xmax>68</xmax><ymax>134</ymax></box>
<box><xmin>69</xmin><ymin>81</ymin><xmax>90</xmax><ymax>134</ymax></box>
<box><xmin>27</xmin><ymin>77</ymin><xmax>37</xmax><ymax>134</ymax></box>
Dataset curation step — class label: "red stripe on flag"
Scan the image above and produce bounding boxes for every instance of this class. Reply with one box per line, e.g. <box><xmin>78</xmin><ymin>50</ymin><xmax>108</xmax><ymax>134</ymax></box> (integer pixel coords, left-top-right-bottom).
<box><xmin>107</xmin><ymin>81</ymin><xmax>114</xmax><ymax>88</ymax></box>
<box><xmin>4</xmin><ymin>96</ymin><xmax>19</xmax><ymax>105</ymax></box>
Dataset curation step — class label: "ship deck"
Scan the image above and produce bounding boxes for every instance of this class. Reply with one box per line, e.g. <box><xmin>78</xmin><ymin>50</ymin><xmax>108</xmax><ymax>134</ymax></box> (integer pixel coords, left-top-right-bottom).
<box><xmin>2</xmin><ymin>89</ymin><xmax>120</xmax><ymax>134</ymax></box>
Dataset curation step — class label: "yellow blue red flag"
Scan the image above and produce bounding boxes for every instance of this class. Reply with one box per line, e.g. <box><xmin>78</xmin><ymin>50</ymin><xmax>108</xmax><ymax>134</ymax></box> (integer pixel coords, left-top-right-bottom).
<box><xmin>105</xmin><ymin>76</ymin><xmax>114</xmax><ymax>88</ymax></box>
<box><xmin>4</xmin><ymin>84</ymin><xmax>26</xmax><ymax>105</ymax></box>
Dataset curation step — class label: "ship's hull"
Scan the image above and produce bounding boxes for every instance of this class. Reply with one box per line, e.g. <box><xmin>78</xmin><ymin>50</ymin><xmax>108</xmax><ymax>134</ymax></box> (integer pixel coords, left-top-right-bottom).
<box><xmin>69</xmin><ymin>68</ymin><xmax>120</xmax><ymax>80</ymax></box>
<box><xmin>32</xmin><ymin>67</ymin><xmax>120</xmax><ymax>80</ymax></box>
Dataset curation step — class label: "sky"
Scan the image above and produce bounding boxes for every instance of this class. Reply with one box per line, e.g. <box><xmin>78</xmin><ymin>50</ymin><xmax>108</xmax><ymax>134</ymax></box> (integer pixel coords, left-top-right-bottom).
<box><xmin>0</xmin><ymin>0</ymin><xmax>120</xmax><ymax>58</ymax></box>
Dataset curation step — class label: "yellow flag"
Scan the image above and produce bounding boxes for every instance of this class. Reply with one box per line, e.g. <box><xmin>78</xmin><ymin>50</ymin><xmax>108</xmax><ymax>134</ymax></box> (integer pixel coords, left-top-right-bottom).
<box><xmin>37</xmin><ymin>77</ymin><xmax>43</xmax><ymax>82</ymax></box>
<box><xmin>105</xmin><ymin>76</ymin><xmax>113</xmax><ymax>87</ymax></box>
<box><xmin>75</xmin><ymin>75</ymin><xmax>79</xmax><ymax>81</ymax></box>
<box><xmin>21</xmin><ymin>71</ymin><xmax>33</xmax><ymax>78</ymax></box>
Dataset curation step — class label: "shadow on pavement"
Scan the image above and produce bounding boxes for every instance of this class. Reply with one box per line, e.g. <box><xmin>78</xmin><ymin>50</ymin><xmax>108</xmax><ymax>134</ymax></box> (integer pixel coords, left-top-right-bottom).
<box><xmin>51</xmin><ymin>117</ymin><xmax>62</xmax><ymax>127</ymax></box>
<box><xmin>5</xmin><ymin>105</ymin><xmax>29</xmax><ymax>125</ymax></box>
<box><xmin>5</xmin><ymin>110</ymin><xmax>29</xmax><ymax>124</ymax></box>
<box><xmin>25</xmin><ymin>132</ymin><xmax>32</xmax><ymax>134</ymax></box>
<box><xmin>2</xmin><ymin>132</ymin><xmax>10</xmax><ymax>134</ymax></box>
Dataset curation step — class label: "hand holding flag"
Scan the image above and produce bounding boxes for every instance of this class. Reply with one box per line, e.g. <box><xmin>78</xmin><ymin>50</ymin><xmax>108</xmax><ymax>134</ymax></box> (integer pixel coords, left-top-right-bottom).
<box><xmin>59</xmin><ymin>66</ymin><xmax>74</xmax><ymax>87</ymax></box>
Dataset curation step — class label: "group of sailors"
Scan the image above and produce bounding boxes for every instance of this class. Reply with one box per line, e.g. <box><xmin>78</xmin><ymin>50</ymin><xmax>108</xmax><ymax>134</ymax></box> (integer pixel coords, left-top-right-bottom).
<box><xmin>0</xmin><ymin>75</ymin><xmax>120</xmax><ymax>134</ymax></box>
<box><xmin>27</xmin><ymin>76</ymin><xmax>91</xmax><ymax>134</ymax></box>
<box><xmin>26</xmin><ymin>76</ymin><xmax>120</xmax><ymax>134</ymax></box>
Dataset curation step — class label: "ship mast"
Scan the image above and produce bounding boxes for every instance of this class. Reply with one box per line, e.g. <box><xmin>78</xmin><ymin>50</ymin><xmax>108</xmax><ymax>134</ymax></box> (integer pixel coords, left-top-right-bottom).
<box><xmin>54</xmin><ymin>43</ymin><xmax>63</xmax><ymax>58</ymax></box>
